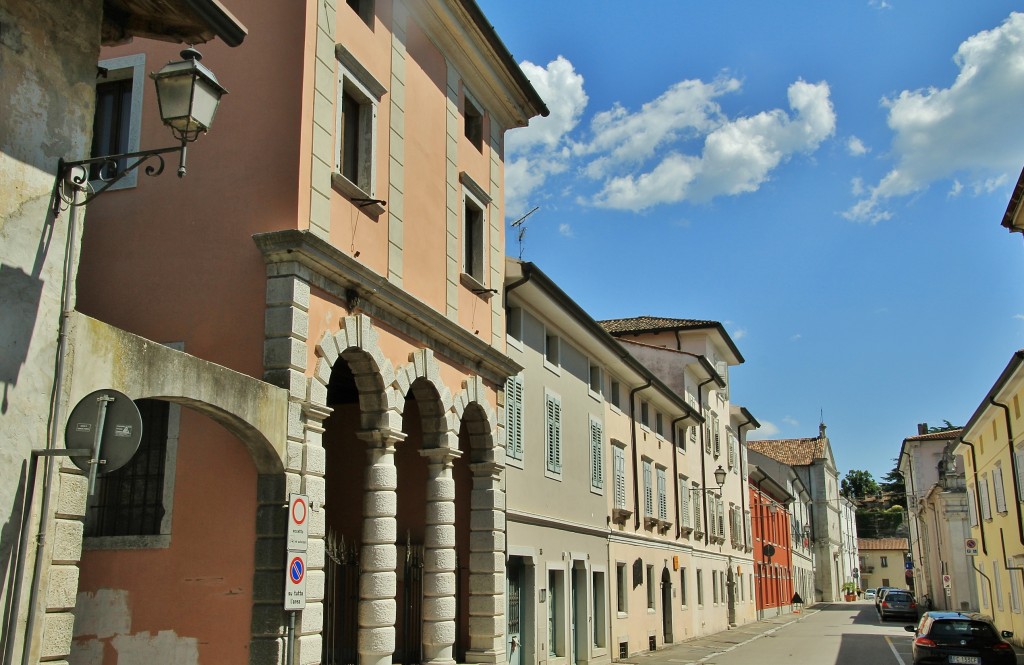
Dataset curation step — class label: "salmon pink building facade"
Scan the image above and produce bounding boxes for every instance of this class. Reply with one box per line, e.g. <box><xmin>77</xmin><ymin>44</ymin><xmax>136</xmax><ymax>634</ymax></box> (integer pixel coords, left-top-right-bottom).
<box><xmin>748</xmin><ymin>471</ymin><xmax>794</xmax><ymax>618</ymax></box>
<box><xmin>68</xmin><ymin>1</ymin><xmax>547</xmax><ymax>664</ymax></box>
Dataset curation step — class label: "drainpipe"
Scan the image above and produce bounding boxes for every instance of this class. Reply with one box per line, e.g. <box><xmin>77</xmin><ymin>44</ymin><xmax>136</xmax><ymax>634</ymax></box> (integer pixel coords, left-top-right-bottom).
<box><xmin>899</xmin><ymin>451</ymin><xmax>924</xmax><ymax>580</ymax></box>
<box><xmin>960</xmin><ymin>437</ymin><xmax>988</xmax><ymax>556</ymax></box>
<box><xmin>735</xmin><ymin>412</ymin><xmax>756</xmax><ymax>551</ymax></box>
<box><xmin>990</xmin><ymin>398</ymin><xmax>1024</xmax><ymax>546</ymax></box>
<box><xmin>503</xmin><ymin>262</ymin><xmax>533</xmax><ymax>317</ymax></box>
<box><xmin>671</xmin><ymin>413</ymin><xmax>689</xmax><ymax>539</ymax></box>
<box><xmin>696</xmin><ymin>376</ymin><xmax>715</xmax><ymax>545</ymax></box>
<box><xmin>630</xmin><ymin>380</ymin><xmax>653</xmax><ymax>529</ymax></box>
<box><xmin>7</xmin><ymin>192</ymin><xmax>82</xmax><ymax>665</ymax></box>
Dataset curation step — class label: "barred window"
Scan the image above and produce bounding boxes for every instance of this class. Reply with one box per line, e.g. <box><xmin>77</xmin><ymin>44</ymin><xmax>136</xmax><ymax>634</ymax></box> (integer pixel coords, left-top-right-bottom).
<box><xmin>86</xmin><ymin>399</ymin><xmax>172</xmax><ymax>538</ymax></box>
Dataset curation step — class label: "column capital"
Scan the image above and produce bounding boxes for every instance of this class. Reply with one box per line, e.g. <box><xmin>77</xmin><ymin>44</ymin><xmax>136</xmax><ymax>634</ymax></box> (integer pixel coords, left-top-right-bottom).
<box><xmin>420</xmin><ymin>447</ymin><xmax>463</xmax><ymax>467</ymax></box>
<box><xmin>469</xmin><ymin>461</ymin><xmax>503</xmax><ymax>480</ymax></box>
<box><xmin>302</xmin><ymin>401</ymin><xmax>333</xmax><ymax>425</ymax></box>
<box><xmin>357</xmin><ymin>427</ymin><xmax>407</xmax><ymax>448</ymax></box>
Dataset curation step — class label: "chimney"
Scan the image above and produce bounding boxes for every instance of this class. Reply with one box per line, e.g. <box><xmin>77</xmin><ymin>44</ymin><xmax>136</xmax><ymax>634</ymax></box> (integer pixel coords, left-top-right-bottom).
<box><xmin>917</xmin><ymin>423</ymin><xmax>928</xmax><ymax>436</ymax></box>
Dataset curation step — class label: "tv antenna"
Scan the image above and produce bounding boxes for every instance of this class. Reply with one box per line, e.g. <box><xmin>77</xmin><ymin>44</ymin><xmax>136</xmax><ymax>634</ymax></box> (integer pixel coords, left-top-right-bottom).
<box><xmin>510</xmin><ymin>206</ymin><xmax>539</xmax><ymax>260</ymax></box>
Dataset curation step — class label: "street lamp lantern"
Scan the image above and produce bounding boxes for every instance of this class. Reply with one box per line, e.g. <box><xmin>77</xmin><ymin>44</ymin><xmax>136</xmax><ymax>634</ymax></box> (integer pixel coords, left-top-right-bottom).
<box><xmin>53</xmin><ymin>47</ymin><xmax>228</xmax><ymax>215</ymax></box>
<box><xmin>714</xmin><ymin>465</ymin><xmax>727</xmax><ymax>488</ymax></box>
<box><xmin>152</xmin><ymin>47</ymin><xmax>228</xmax><ymax>142</ymax></box>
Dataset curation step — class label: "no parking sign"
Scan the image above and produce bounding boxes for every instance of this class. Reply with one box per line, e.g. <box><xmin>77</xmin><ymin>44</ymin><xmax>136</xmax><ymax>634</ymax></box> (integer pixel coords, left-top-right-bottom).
<box><xmin>285</xmin><ymin>493</ymin><xmax>309</xmax><ymax>611</ymax></box>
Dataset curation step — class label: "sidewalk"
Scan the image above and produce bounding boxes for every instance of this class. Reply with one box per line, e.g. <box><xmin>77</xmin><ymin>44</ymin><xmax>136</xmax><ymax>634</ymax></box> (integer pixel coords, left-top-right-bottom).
<box><xmin>621</xmin><ymin>607</ymin><xmax>820</xmax><ymax>665</ymax></box>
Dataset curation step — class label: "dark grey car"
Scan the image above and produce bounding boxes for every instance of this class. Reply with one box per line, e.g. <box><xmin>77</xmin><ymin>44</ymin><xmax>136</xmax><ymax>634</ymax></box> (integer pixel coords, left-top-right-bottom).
<box><xmin>880</xmin><ymin>590</ymin><xmax>919</xmax><ymax>621</ymax></box>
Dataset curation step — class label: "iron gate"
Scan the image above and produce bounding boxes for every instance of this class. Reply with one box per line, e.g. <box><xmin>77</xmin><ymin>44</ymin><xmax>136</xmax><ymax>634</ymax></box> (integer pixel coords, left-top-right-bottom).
<box><xmin>397</xmin><ymin>540</ymin><xmax>424</xmax><ymax>665</ymax></box>
<box><xmin>323</xmin><ymin>530</ymin><xmax>359</xmax><ymax>665</ymax></box>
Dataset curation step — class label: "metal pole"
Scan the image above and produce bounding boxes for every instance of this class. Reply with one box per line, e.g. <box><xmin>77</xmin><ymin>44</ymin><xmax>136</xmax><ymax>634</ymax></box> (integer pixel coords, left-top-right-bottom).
<box><xmin>287</xmin><ymin>611</ymin><xmax>296</xmax><ymax>665</ymax></box>
<box><xmin>3</xmin><ymin>449</ymin><xmax>90</xmax><ymax>665</ymax></box>
<box><xmin>87</xmin><ymin>394</ymin><xmax>114</xmax><ymax>495</ymax></box>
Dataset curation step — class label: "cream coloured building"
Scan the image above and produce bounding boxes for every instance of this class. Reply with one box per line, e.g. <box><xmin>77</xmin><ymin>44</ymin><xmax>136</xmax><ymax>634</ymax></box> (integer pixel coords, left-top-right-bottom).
<box><xmin>956</xmin><ymin>350</ymin><xmax>1024</xmax><ymax>642</ymax></box>
<box><xmin>598</xmin><ymin>317</ymin><xmax>759</xmax><ymax>654</ymax></box>
<box><xmin>898</xmin><ymin>426</ymin><xmax>979</xmax><ymax>612</ymax></box>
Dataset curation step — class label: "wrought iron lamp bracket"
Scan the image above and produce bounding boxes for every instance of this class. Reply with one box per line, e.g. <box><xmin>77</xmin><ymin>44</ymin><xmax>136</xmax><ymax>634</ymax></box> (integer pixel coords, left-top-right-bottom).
<box><xmin>53</xmin><ymin>140</ymin><xmax>189</xmax><ymax>217</ymax></box>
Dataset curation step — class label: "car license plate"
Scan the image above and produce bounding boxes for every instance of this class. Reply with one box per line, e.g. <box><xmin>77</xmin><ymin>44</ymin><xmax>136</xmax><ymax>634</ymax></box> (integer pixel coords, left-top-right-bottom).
<box><xmin>949</xmin><ymin>657</ymin><xmax>979</xmax><ymax>664</ymax></box>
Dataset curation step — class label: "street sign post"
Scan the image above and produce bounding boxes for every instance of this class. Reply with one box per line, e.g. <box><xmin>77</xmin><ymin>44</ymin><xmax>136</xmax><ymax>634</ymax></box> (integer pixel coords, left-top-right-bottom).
<box><xmin>942</xmin><ymin>574</ymin><xmax>951</xmax><ymax>589</ymax></box>
<box><xmin>288</xmin><ymin>494</ymin><xmax>309</xmax><ymax>552</ymax></box>
<box><xmin>965</xmin><ymin>538</ymin><xmax>979</xmax><ymax>556</ymax></box>
<box><xmin>285</xmin><ymin>552</ymin><xmax>306</xmax><ymax>610</ymax></box>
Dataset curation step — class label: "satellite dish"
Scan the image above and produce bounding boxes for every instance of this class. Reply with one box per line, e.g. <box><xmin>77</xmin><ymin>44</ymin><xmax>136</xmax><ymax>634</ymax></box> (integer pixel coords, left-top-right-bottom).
<box><xmin>65</xmin><ymin>389</ymin><xmax>143</xmax><ymax>475</ymax></box>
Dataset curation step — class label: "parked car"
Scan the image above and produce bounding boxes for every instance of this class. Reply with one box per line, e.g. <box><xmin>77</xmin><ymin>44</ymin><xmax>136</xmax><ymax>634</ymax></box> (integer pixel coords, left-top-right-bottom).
<box><xmin>905</xmin><ymin>612</ymin><xmax>1015</xmax><ymax>665</ymax></box>
<box><xmin>879</xmin><ymin>589</ymin><xmax>918</xmax><ymax>621</ymax></box>
<box><xmin>875</xmin><ymin>587</ymin><xmax>895</xmax><ymax>613</ymax></box>
<box><xmin>864</xmin><ymin>588</ymin><xmax>876</xmax><ymax>599</ymax></box>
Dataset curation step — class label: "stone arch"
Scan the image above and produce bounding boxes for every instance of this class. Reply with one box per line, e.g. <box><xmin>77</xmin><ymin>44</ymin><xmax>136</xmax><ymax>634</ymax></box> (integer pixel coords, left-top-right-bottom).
<box><xmin>311</xmin><ymin>314</ymin><xmax>402</xmax><ymax>432</ymax></box>
<box><xmin>394</xmin><ymin>348</ymin><xmax>456</xmax><ymax>449</ymax></box>
<box><xmin>452</xmin><ymin>376</ymin><xmax>498</xmax><ymax>465</ymax></box>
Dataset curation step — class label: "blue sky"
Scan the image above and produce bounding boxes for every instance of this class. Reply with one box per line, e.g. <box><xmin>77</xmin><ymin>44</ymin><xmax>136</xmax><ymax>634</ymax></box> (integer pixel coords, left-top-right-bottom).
<box><xmin>479</xmin><ymin>1</ymin><xmax>1024</xmax><ymax>484</ymax></box>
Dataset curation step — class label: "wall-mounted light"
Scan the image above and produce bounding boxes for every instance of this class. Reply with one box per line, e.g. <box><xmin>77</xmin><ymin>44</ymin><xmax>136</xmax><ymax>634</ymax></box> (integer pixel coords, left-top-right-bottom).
<box><xmin>53</xmin><ymin>47</ymin><xmax>228</xmax><ymax>215</ymax></box>
<box><xmin>713</xmin><ymin>465</ymin><xmax>727</xmax><ymax>487</ymax></box>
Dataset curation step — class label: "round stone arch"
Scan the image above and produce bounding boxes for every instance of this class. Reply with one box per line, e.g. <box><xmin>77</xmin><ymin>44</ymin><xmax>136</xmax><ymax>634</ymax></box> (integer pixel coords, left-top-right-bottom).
<box><xmin>393</xmin><ymin>348</ymin><xmax>457</xmax><ymax>450</ymax></box>
<box><xmin>311</xmin><ymin>314</ymin><xmax>402</xmax><ymax>432</ymax></box>
<box><xmin>452</xmin><ymin>375</ymin><xmax>499</xmax><ymax>464</ymax></box>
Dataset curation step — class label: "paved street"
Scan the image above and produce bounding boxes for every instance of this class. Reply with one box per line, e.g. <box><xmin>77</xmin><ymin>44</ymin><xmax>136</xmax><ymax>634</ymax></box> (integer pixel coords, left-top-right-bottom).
<box><xmin>623</xmin><ymin>600</ymin><xmax>1023</xmax><ymax>665</ymax></box>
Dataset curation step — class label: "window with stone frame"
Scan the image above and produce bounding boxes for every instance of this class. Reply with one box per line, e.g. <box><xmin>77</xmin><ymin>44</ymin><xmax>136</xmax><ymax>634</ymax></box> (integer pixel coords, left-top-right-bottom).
<box><xmin>335</xmin><ymin>46</ymin><xmax>385</xmax><ymax>205</ymax></box>
<box><xmin>91</xmin><ymin>54</ymin><xmax>145</xmax><ymax>186</ymax></box>
<box><xmin>85</xmin><ymin>398</ymin><xmax>179</xmax><ymax>540</ymax></box>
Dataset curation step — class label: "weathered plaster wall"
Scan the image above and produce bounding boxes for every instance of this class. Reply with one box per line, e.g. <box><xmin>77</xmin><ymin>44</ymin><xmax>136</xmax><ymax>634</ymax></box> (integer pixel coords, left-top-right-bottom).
<box><xmin>0</xmin><ymin>2</ymin><xmax>102</xmax><ymax>661</ymax></box>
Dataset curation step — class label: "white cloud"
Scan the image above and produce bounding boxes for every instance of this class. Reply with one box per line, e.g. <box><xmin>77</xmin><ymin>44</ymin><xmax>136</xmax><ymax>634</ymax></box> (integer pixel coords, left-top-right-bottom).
<box><xmin>592</xmin><ymin>79</ymin><xmax>835</xmax><ymax>210</ymax></box>
<box><xmin>732</xmin><ymin>328</ymin><xmax>747</xmax><ymax>340</ymax></box>
<box><xmin>847</xmin><ymin>136</ymin><xmax>870</xmax><ymax>156</ymax></box>
<box><xmin>790</xmin><ymin>333</ymin><xmax>802</xmax><ymax>341</ymax></box>
<box><xmin>1014</xmin><ymin>313</ymin><xmax>1024</xmax><ymax>320</ymax></box>
<box><xmin>846</xmin><ymin>12</ymin><xmax>1024</xmax><ymax>222</ymax></box>
<box><xmin>748</xmin><ymin>421</ymin><xmax>781</xmax><ymax>439</ymax></box>
<box><xmin>558</xmin><ymin>223</ymin><xmax>574</xmax><ymax>237</ymax></box>
<box><xmin>783</xmin><ymin>416</ymin><xmax>800</xmax><ymax>427</ymax></box>
<box><xmin>504</xmin><ymin>57</ymin><xmax>588</xmax><ymax>217</ymax></box>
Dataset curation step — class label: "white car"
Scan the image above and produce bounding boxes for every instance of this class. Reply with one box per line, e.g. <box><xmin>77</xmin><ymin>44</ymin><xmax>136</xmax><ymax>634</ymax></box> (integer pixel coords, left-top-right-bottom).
<box><xmin>864</xmin><ymin>588</ymin><xmax>876</xmax><ymax>599</ymax></box>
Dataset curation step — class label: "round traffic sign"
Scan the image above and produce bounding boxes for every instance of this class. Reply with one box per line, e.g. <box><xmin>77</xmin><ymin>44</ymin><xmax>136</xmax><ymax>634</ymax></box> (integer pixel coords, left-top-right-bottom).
<box><xmin>966</xmin><ymin>538</ymin><xmax>978</xmax><ymax>548</ymax></box>
<box><xmin>65</xmin><ymin>389</ymin><xmax>143</xmax><ymax>474</ymax></box>
<box><xmin>289</xmin><ymin>556</ymin><xmax>305</xmax><ymax>584</ymax></box>
<box><xmin>292</xmin><ymin>497</ymin><xmax>307</xmax><ymax>525</ymax></box>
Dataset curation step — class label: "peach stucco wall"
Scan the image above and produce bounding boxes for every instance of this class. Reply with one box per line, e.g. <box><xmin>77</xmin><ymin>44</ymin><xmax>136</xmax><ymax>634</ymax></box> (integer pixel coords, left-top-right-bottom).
<box><xmin>78</xmin><ymin>1</ymin><xmax>308</xmax><ymax>379</ymax></box>
<box><xmin>75</xmin><ymin>408</ymin><xmax>258</xmax><ymax>663</ymax></box>
<box><xmin>401</xmin><ymin>19</ymin><xmax>449</xmax><ymax>313</ymax></box>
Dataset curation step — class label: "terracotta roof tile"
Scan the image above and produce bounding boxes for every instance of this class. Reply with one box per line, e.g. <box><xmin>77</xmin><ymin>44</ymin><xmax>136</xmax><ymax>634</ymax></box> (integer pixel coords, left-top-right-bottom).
<box><xmin>598</xmin><ymin>316</ymin><xmax>720</xmax><ymax>335</ymax></box>
<box><xmin>857</xmin><ymin>537</ymin><xmax>909</xmax><ymax>551</ymax></box>
<box><xmin>747</xmin><ymin>437</ymin><xmax>825</xmax><ymax>466</ymax></box>
<box><xmin>904</xmin><ymin>429</ymin><xmax>963</xmax><ymax>442</ymax></box>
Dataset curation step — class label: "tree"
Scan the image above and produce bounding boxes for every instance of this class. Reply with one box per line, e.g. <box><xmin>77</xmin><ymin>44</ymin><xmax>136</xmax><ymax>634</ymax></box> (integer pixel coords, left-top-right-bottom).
<box><xmin>927</xmin><ymin>420</ymin><xmax>960</xmax><ymax>433</ymax></box>
<box><xmin>841</xmin><ymin>469</ymin><xmax>880</xmax><ymax>498</ymax></box>
<box><xmin>879</xmin><ymin>458</ymin><xmax>906</xmax><ymax>498</ymax></box>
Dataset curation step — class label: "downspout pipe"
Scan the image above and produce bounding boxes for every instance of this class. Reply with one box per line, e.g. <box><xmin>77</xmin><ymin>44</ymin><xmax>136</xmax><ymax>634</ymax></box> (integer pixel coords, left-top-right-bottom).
<box><xmin>697</xmin><ymin>376</ymin><xmax>715</xmax><ymax>545</ymax></box>
<box><xmin>960</xmin><ymin>437</ymin><xmax>988</xmax><ymax>556</ymax></box>
<box><xmin>735</xmin><ymin>413</ymin><xmax>756</xmax><ymax>552</ymax></box>
<box><xmin>503</xmin><ymin>262</ymin><xmax>534</xmax><ymax>317</ymax></box>
<box><xmin>630</xmin><ymin>380</ymin><xmax>653</xmax><ymax>529</ymax></box>
<box><xmin>671</xmin><ymin>414</ymin><xmax>688</xmax><ymax>539</ymax></box>
<box><xmin>990</xmin><ymin>398</ymin><xmax>1024</xmax><ymax>546</ymax></box>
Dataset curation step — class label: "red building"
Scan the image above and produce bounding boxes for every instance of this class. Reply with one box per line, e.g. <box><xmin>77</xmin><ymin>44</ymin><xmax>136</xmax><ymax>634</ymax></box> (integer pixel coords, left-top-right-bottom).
<box><xmin>750</xmin><ymin>468</ymin><xmax>795</xmax><ymax>618</ymax></box>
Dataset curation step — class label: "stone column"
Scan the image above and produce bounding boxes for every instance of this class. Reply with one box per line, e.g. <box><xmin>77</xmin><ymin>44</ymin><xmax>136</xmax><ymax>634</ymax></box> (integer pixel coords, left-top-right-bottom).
<box><xmin>356</xmin><ymin>428</ymin><xmax>405</xmax><ymax>665</ymax></box>
<box><xmin>465</xmin><ymin>462</ymin><xmax>505</xmax><ymax>664</ymax></box>
<box><xmin>420</xmin><ymin>448</ymin><xmax>462</xmax><ymax>665</ymax></box>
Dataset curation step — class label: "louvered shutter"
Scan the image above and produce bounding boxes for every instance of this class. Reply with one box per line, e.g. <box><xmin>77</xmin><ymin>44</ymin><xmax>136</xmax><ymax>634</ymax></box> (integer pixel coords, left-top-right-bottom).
<box><xmin>994</xmin><ymin>466</ymin><xmax>1007</xmax><ymax>513</ymax></box>
<box><xmin>968</xmin><ymin>485</ymin><xmax>979</xmax><ymax>527</ymax></box>
<box><xmin>643</xmin><ymin>461</ymin><xmax>653</xmax><ymax>517</ymax></box>
<box><xmin>680</xmin><ymin>477</ymin><xmax>691</xmax><ymax>527</ymax></box>
<box><xmin>1016</xmin><ymin>450</ymin><xmax>1024</xmax><ymax>499</ymax></box>
<box><xmin>980</xmin><ymin>478</ymin><xmax>992</xmax><ymax>520</ymax></box>
<box><xmin>657</xmin><ymin>468</ymin><xmax>667</xmax><ymax>520</ymax></box>
<box><xmin>728</xmin><ymin>434</ymin><xmax>736</xmax><ymax>468</ymax></box>
<box><xmin>590</xmin><ymin>419</ymin><xmax>603</xmax><ymax>490</ymax></box>
<box><xmin>693</xmin><ymin>487</ymin><xmax>702</xmax><ymax>532</ymax></box>
<box><xmin>613</xmin><ymin>446</ymin><xmax>626</xmax><ymax>509</ymax></box>
<box><xmin>505</xmin><ymin>375</ymin><xmax>524</xmax><ymax>461</ymax></box>
<box><xmin>545</xmin><ymin>393</ymin><xmax>562</xmax><ymax>473</ymax></box>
